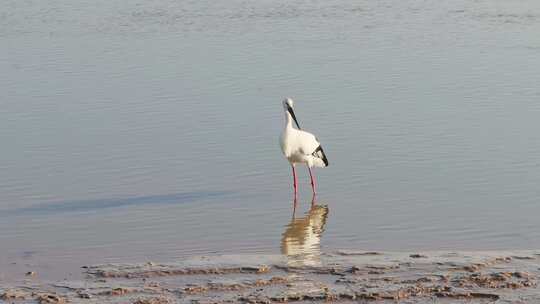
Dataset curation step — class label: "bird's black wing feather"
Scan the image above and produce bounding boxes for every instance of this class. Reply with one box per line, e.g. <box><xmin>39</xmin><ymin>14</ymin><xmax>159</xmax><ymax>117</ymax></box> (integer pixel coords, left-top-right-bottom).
<box><xmin>312</xmin><ymin>145</ymin><xmax>329</xmax><ymax>167</ymax></box>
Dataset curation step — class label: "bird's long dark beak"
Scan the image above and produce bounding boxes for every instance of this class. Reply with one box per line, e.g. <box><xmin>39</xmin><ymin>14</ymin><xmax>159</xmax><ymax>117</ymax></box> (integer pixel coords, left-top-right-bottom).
<box><xmin>287</xmin><ymin>105</ymin><xmax>301</xmax><ymax>129</ymax></box>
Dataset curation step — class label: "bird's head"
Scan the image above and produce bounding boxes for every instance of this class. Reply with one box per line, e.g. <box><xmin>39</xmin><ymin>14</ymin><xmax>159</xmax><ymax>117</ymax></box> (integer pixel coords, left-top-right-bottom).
<box><xmin>282</xmin><ymin>97</ymin><xmax>300</xmax><ymax>129</ymax></box>
<box><xmin>282</xmin><ymin>97</ymin><xmax>294</xmax><ymax>111</ymax></box>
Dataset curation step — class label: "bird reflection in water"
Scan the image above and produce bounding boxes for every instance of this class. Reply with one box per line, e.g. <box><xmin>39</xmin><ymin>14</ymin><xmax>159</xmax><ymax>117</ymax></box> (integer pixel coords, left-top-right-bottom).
<box><xmin>281</xmin><ymin>197</ymin><xmax>329</xmax><ymax>267</ymax></box>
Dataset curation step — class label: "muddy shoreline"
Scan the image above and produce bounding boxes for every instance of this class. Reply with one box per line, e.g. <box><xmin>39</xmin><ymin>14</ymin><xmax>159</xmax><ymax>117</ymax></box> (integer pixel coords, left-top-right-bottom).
<box><xmin>1</xmin><ymin>250</ymin><xmax>540</xmax><ymax>303</ymax></box>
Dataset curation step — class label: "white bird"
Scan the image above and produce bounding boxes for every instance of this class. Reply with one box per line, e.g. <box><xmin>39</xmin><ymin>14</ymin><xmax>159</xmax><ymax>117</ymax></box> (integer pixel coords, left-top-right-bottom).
<box><xmin>280</xmin><ymin>98</ymin><xmax>328</xmax><ymax>196</ymax></box>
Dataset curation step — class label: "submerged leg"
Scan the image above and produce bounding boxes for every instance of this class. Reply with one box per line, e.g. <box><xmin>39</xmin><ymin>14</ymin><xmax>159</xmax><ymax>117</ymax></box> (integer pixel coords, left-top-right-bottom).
<box><xmin>308</xmin><ymin>166</ymin><xmax>316</xmax><ymax>194</ymax></box>
<box><xmin>292</xmin><ymin>196</ymin><xmax>298</xmax><ymax>219</ymax></box>
<box><xmin>292</xmin><ymin>164</ymin><xmax>298</xmax><ymax>197</ymax></box>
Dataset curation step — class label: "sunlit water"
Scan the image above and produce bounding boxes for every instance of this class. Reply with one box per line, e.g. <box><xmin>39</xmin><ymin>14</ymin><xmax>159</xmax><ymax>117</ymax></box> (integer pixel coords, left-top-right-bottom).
<box><xmin>2</xmin><ymin>0</ymin><xmax>540</xmax><ymax>279</ymax></box>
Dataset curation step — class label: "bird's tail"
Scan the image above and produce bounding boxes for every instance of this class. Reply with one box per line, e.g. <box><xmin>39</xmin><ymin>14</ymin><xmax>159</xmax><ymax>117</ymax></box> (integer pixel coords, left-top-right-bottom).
<box><xmin>312</xmin><ymin>145</ymin><xmax>328</xmax><ymax>168</ymax></box>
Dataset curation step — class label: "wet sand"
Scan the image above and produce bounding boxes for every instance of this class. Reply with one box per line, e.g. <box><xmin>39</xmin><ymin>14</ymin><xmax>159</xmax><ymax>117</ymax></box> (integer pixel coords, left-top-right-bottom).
<box><xmin>1</xmin><ymin>250</ymin><xmax>539</xmax><ymax>303</ymax></box>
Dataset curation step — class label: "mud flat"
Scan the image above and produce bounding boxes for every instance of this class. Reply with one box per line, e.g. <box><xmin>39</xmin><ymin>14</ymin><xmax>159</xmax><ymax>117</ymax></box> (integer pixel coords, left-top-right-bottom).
<box><xmin>1</xmin><ymin>250</ymin><xmax>540</xmax><ymax>303</ymax></box>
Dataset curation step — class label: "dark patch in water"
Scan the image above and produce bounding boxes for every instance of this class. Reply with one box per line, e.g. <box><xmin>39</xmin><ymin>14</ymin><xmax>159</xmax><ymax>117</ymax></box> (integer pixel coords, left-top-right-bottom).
<box><xmin>2</xmin><ymin>191</ymin><xmax>230</xmax><ymax>217</ymax></box>
<box><xmin>21</xmin><ymin>250</ymin><xmax>38</xmax><ymax>259</ymax></box>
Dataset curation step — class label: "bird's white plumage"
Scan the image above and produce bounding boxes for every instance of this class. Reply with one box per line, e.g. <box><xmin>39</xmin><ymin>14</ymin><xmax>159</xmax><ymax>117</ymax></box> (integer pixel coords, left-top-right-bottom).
<box><xmin>280</xmin><ymin>98</ymin><xmax>328</xmax><ymax>168</ymax></box>
<box><xmin>280</xmin><ymin>128</ymin><xmax>326</xmax><ymax>168</ymax></box>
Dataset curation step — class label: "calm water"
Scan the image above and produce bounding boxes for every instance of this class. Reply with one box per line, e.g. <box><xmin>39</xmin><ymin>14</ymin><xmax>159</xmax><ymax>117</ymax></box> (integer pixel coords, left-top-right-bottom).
<box><xmin>2</xmin><ymin>0</ymin><xmax>540</xmax><ymax>278</ymax></box>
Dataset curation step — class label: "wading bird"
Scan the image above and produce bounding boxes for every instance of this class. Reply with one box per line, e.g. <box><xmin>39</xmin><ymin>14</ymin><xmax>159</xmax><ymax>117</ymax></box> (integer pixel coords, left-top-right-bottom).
<box><xmin>280</xmin><ymin>98</ymin><xmax>328</xmax><ymax>197</ymax></box>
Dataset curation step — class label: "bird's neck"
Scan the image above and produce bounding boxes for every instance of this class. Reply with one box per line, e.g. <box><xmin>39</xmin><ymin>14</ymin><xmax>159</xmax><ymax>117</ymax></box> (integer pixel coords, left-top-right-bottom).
<box><xmin>285</xmin><ymin>112</ymin><xmax>294</xmax><ymax>129</ymax></box>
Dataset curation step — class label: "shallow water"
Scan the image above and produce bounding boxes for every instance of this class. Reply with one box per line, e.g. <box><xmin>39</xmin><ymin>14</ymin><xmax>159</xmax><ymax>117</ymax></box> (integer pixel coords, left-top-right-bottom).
<box><xmin>1</xmin><ymin>0</ymin><xmax>540</xmax><ymax>278</ymax></box>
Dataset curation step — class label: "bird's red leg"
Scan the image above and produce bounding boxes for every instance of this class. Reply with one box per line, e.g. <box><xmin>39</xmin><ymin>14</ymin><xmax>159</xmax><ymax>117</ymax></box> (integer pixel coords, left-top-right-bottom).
<box><xmin>308</xmin><ymin>166</ymin><xmax>316</xmax><ymax>195</ymax></box>
<box><xmin>292</xmin><ymin>165</ymin><xmax>298</xmax><ymax>197</ymax></box>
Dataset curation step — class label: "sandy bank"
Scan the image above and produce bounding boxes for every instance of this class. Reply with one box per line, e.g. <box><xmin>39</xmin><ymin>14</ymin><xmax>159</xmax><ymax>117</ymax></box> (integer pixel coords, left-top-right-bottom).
<box><xmin>1</xmin><ymin>250</ymin><xmax>540</xmax><ymax>303</ymax></box>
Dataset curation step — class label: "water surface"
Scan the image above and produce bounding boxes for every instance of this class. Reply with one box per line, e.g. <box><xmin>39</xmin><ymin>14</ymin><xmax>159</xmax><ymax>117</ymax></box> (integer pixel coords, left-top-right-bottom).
<box><xmin>2</xmin><ymin>0</ymin><xmax>540</xmax><ymax>280</ymax></box>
